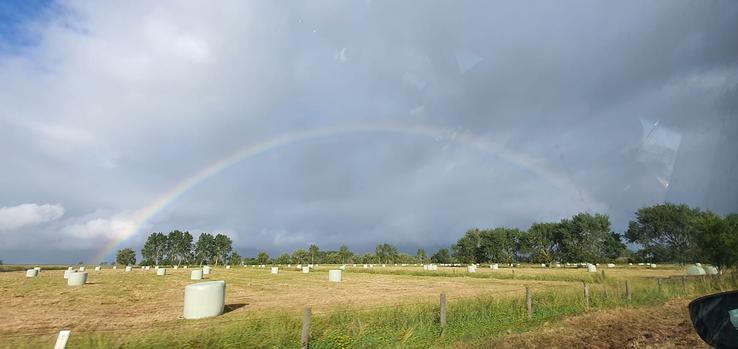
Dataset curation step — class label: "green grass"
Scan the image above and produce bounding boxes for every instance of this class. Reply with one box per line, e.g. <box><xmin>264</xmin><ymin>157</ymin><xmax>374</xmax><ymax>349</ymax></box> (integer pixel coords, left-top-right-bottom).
<box><xmin>4</xmin><ymin>273</ymin><xmax>734</xmax><ymax>348</ymax></box>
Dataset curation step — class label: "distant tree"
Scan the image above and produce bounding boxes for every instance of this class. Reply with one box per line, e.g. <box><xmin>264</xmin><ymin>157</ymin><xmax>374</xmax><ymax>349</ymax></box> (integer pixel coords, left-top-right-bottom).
<box><xmin>524</xmin><ymin>223</ymin><xmax>558</xmax><ymax>263</ymax></box>
<box><xmin>228</xmin><ymin>251</ymin><xmax>242</xmax><ymax>266</ymax></box>
<box><xmin>431</xmin><ymin>248</ymin><xmax>451</xmax><ymax>264</ymax></box>
<box><xmin>165</xmin><ymin>230</ymin><xmax>193</xmax><ymax>266</ymax></box>
<box><xmin>625</xmin><ymin>203</ymin><xmax>702</xmax><ymax>263</ymax></box>
<box><xmin>697</xmin><ymin>213</ymin><xmax>738</xmax><ymax>272</ymax></box>
<box><xmin>292</xmin><ymin>249</ymin><xmax>309</xmax><ymax>264</ymax></box>
<box><xmin>141</xmin><ymin>232</ymin><xmax>167</xmax><ymax>265</ymax></box>
<box><xmin>416</xmin><ymin>248</ymin><xmax>427</xmax><ymax>264</ymax></box>
<box><xmin>454</xmin><ymin>229</ymin><xmax>484</xmax><ymax>264</ymax></box>
<box><xmin>601</xmin><ymin>232</ymin><xmax>627</xmax><ymax>261</ymax></box>
<box><xmin>375</xmin><ymin>243</ymin><xmax>399</xmax><ymax>264</ymax></box>
<box><xmin>195</xmin><ymin>233</ymin><xmax>216</xmax><ymax>265</ymax></box>
<box><xmin>256</xmin><ymin>251</ymin><xmax>270</xmax><ymax>265</ymax></box>
<box><xmin>275</xmin><ymin>252</ymin><xmax>290</xmax><ymax>264</ymax></box>
<box><xmin>308</xmin><ymin>244</ymin><xmax>320</xmax><ymax>264</ymax></box>
<box><xmin>480</xmin><ymin>228</ymin><xmax>523</xmax><ymax>264</ymax></box>
<box><xmin>213</xmin><ymin>234</ymin><xmax>233</xmax><ymax>266</ymax></box>
<box><xmin>116</xmin><ymin>248</ymin><xmax>136</xmax><ymax>266</ymax></box>
<box><xmin>556</xmin><ymin>213</ymin><xmax>613</xmax><ymax>263</ymax></box>
<box><xmin>338</xmin><ymin>245</ymin><xmax>353</xmax><ymax>264</ymax></box>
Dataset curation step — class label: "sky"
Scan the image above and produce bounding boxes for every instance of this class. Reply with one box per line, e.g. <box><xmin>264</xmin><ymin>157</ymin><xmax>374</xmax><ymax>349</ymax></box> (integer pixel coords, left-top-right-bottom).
<box><xmin>0</xmin><ymin>1</ymin><xmax>736</xmax><ymax>263</ymax></box>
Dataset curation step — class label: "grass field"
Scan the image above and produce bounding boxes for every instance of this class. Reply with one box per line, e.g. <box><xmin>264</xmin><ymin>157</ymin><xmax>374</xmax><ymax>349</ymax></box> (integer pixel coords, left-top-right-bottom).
<box><xmin>0</xmin><ymin>264</ymin><xmax>731</xmax><ymax>348</ymax></box>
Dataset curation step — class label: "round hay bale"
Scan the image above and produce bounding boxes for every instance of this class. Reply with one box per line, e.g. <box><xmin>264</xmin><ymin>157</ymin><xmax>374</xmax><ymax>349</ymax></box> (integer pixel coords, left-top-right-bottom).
<box><xmin>687</xmin><ymin>265</ymin><xmax>706</xmax><ymax>275</ymax></box>
<box><xmin>328</xmin><ymin>269</ymin><xmax>342</xmax><ymax>282</ymax></box>
<box><xmin>68</xmin><ymin>271</ymin><xmax>88</xmax><ymax>286</ymax></box>
<box><xmin>25</xmin><ymin>269</ymin><xmax>38</xmax><ymax>278</ymax></box>
<box><xmin>191</xmin><ymin>270</ymin><xmax>203</xmax><ymax>280</ymax></box>
<box><xmin>183</xmin><ymin>281</ymin><xmax>225</xmax><ymax>319</ymax></box>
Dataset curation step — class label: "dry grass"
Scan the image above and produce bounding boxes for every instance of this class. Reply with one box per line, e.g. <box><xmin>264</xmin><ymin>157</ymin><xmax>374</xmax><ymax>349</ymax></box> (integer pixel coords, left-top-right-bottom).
<box><xmin>0</xmin><ymin>263</ymin><xmax>697</xmax><ymax>347</ymax></box>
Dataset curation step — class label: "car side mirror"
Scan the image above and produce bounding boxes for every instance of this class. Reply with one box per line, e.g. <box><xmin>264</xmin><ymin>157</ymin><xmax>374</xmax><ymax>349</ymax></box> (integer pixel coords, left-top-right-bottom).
<box><xmin>689</xmin><ymin>290</ymin><xmax>738</xmax><ymax>349</ymax></box>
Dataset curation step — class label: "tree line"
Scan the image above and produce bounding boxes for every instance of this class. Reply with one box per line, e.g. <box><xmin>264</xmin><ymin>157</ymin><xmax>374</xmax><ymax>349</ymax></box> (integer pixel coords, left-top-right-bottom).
<box><xmin>115</xmin><ymin>203</ymin><xmax>738</xmax><ymax>271</ymax></box>
<box><xmin>116</xmin><ymin>230</ymin><xmax>241</xmax><ymax>266</ymax></box>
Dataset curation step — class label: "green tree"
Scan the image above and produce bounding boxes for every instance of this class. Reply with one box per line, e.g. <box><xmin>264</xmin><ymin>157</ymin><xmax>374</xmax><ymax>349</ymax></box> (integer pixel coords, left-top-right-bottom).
<box><xmin>625</xmin><ymin>203</ymin><xmax>702</xmax><ymax>263</ymax></box>
<box><xmin>195</xmin><ymin>233</ymin><xmax>216</xmax><ymax>265</ymax></box>
<box><xmin>454</xmin><ymin>229</ymin><xmax>484</xmax><ymax>264</ymax></box>
<box><xmin>430</xmin><ymin>248</ymin><xmax>451</xmax><ymax>263</ymax></box>
<box><xmin>165</xmin><ymin>230</ymin><xmax>193</xmax><ymax>266</ymax></box>
<box><xmin>141</xmin><ymin>232</ymin><xmax>167</xmax><ymax>265</ymax></box>
<box><xmin>524</xmin><ymin>223</ymin><xmax>558</xmax><ymax>263</ymax></box>
<box><xmin>338</xmin><ymin>245</ymin><xmax>353</xmax><ymax>264</ymax></box>
<box><xmin>697</xmin><ymin>213</ymin><xmax>738</xmax><ymax>272</ymax></box>
<box><xmin>256</xmin><ymin>251</ymin><xmax>270</xmax><ymax>265</ymax></box>
<box><xmin>416</xmin><ymin>248</ymin><xmax>427</xmax><ymax>264</ymax></box>
<box><xmin>116</xmin><ymin>248</ymin><xmax>136</xmax><ymax>266</ymax></box>
<box><xmin>601</xmin><ymin>232</ymin><xmax>627</xmax><ymax>261</ymax></box>
<box><xmin>308</xmin><ymin>244</ymin><xmax>320</xmax><ymax>264</ymax></box>
<box><xmin>375</xmin><ymin>243</ymin><xmax>399</xmax><ymax>264</ymax></box>
<box><xmin>213</xmin><ymin>234</ymin><xmax>233</xmax><ymax>266</ymax></box>
<box><xmin>479</xmin><ymin>228</ymin><xmax>524</xmax><ymax>264</ymax></box>
<box><xmin>292</xmin><ymin>249</ymin><xmax>309</xmax><ymax>264</ymax></box>
<box><xmin>228</xmin><ymin>251</ymin><xmax>242</xmax><ymax>266</ymax></box>
<box><xmin>556</xmin><ymin>213</ymin><xmax>613</xmax><ymax>263</ymax></box>
<box><xmin>275</xmin><ymin>252</ymin><xmax>291</xmax><ymax>264</ymax></box>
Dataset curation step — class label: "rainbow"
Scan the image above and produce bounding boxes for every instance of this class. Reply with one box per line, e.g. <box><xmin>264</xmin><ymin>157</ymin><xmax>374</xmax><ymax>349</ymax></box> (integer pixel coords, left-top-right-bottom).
<box><xmin>94</xmin><ymin>122</ymin><xmax>591</xmax><ymax>262</ymax></box>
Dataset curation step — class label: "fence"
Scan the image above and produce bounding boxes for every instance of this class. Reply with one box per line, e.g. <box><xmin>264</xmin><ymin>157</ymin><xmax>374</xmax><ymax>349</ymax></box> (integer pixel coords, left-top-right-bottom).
<box><xmin>3</xmin><ymin>272</ymin><xmax>736</xmax><ymax>348</ymax></box>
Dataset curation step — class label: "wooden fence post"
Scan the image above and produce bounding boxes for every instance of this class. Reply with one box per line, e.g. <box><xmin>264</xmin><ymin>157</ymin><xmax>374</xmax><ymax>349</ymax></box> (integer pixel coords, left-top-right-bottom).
<box><xmin>526</xmin><ymin>287</ymin><xmax>533</xmax><ymax>319</ymax></box>
<box><xmin>583</xmin><ymin>282</ymin><xmax>590</xmax><ymax>308</ymax></box>
<box><xmin>512</xmin><ymin>269</ymin><xmax>515</xmax><ymax>279</ymax></box>
<box><xmin>625</xmin><ymin>280</ymin><xmax>632</xmax><ymax>303</ymax></box>
<box><xmin>601</xmin><ymin>270</ymin><xmax>606</xmax><ymax>279</ymax></box>
<box><xmin>682</xmin><ymin>276</ymin><xmax>687</xmax><ymax>294</ymax></box>
<box><xmin>439</xmin><ymin>293</ymin><xmax>447</xmax><ymax>327</ymax></box>
<box><xmin>657</xmin><ymin>278</ymin><xmax>662</xmax><ymax>293</ymax></box>
<box><xmin>301</xmin><ymin>307</ymin><xmax>311</xmax><ymax>349</ymax></box>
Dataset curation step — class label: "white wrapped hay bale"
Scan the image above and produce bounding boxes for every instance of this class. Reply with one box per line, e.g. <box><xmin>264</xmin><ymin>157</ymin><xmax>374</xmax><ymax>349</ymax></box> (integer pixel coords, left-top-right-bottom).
<box><xmin>34</xmin><ymin>267</ymin><xmax>41</xmax><ymax>272</ymax></box>
<box><xmin>26</xmin><ymin>269</ymin><xmax>38</xmax><ymax>278</ymax></box>
<box><xmin>203</xmin><ymin>266</ymin><xmax>212</xmax><ymax>275</ymax></box>
<box><xmin>191</xmin><ymin>270</ymin><xmax>204</xmax><ymax>280</ymax></box>
<box><xmin>296</xmin><ymin>264</ymin><xmax>302</xmax><ymax>269</ymax></box>
<box><xmin>490</xmin><ymin>264</ymin><xmax>498</xmax><ymax>270</ymax></box>
<box><xmin>94</xmin><ymin>266</ymin><xmax>101</xmax><ymax>271</ymax></box>
<box><xmin>271</xmin><ymin>267</ymin><xmax>279</xmax><ymax>275</ymax></box>
<box><xmin>467</xmin><ymin>265</ymin><xmax>477</xmax><ymax>273</ymax></box>
<box><xmin>328</xmin><ymin>269</ymin><xmax>342</xmax><ymax>282</ymax></box>
<box><xmin>695</xmin><ymin>263</ymin><xmax>702</xmax><ymax>267</ymax></box>
<box><xmin>68</xmin><ymin>271</ymin><xmax>87</xmax><ymax>286</ymax></box>
<box><xmin>363</xmin><ymin>264</ymin><xmax>368</xmax><ymax>268</ymax></box>
<box><xmin>302</xmin><ymin>266</ymin><xmax>310</xmax><ymax>273</ymax></box>
<box><xmin>79</xmin><ymin>266</ymin><xmax>86</xmax><ymax>272</ymax></box>
<box><xmin>687</xmin><ymin>265</ymin><xmax>706</xmax><ymax>275</ymax></box>
<box><xmin>650</xmin><ymin>263</ymin><xmax>657</xmax><ymax>269</ymax></box>
<box><xmin>704</xmin><ymin>266</ymin><xmax>718</xmax><ymax>275</ymax></box>
<box><xmin>112</xmin><ymin>266</ymin><xmax>117</xmax><ymax>270</ymax></box>
<box><xmin>339</xmin><ymin>265</ymin><xmax>346</xmax><ymax>270</ymax></box>
<box><xmin>587</xmin><ymin>264</ymin><xmax>597</xmax><ymax>273</ymax></box>
<box><xmin>125</xmin><ymin>266</ymin><xmax>132</xmax><ymax>272</ymax></box>
<box><xmin>64</xmin><ymin>269</ymin><xmax>73</xmax><ymax>279</ymax></box>
<box><xmin>607</xmin><ymin>263</ymin><xmax>615</xmax><ymax>268</ymax></box>
<box><xmin>225</xmin><ymin>265</ymin><xmax>231</xmax><ymax>269</ymax></box>
<box><xmin>183</xmin><ymin>280</ymin><xmax>225</xmax><ymax>319</ymax></box>
<box><xmin>157</xmin><ymin>268</ymin><xmax>166</xmax><ymax>276</ymax></box>
<box><xmin>174</xmin><ymin>266</ymin><xmax>179</xmax><ymax>269</ymax></box>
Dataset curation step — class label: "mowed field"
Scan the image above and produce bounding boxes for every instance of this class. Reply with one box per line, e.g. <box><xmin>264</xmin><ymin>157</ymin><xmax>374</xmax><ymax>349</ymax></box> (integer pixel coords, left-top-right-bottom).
<box><xmin>0</xmin><ymin>264</ymin><xmax>703</xmax><ymax>348</ymax></box>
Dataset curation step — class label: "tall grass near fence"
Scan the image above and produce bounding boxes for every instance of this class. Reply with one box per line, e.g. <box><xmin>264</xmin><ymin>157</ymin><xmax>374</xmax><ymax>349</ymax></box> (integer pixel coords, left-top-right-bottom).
<box><xmin>3</xmin><ymin>273</ymin><xmax>735</xmax><ymax>349</ymax></box>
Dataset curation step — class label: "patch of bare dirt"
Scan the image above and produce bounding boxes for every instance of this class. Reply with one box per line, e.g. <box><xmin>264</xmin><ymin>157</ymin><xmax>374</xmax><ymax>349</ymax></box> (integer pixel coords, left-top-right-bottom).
<box><xmin>479</xmin><ymin>298</ymin><xmax>708</xmax><ymax>349</ymax></box>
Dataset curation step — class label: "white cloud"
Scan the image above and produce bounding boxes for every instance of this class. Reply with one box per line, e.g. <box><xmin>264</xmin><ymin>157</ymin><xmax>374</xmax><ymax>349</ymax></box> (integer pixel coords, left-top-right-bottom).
<box><xmin>61</xmin><ymin>212</ymin><xmax>136</xmax><ymax>240</ymax></box>
<box><xmin>0</xmin><ymin>203</ymin><xmax>65</xmax><ymax>231</ymax></box>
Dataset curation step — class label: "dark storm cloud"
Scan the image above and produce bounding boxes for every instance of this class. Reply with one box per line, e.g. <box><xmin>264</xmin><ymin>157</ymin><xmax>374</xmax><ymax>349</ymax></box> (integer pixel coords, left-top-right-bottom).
<box><xmin>0</xmin><ymin>1</ymin><xmax>736</xmax><ymax>262</ymax></box>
